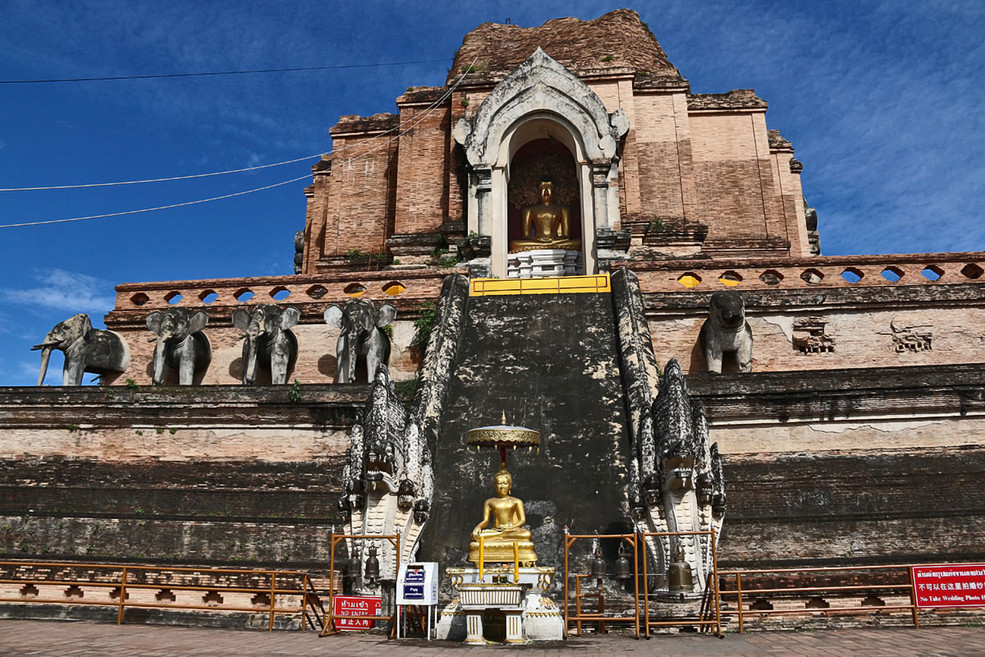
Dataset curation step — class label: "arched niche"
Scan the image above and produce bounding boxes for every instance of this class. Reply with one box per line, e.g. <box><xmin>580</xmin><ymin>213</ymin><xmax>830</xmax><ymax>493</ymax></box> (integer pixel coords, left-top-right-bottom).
<box><xmin>507</xmin><ymin>135</ymin><xmax>582</xmax><ymax>251</ymax></box>
<box><xmin>454</xmin><ymin>49</ymin><xmax>629</xmax><ymax>278</ymax></box>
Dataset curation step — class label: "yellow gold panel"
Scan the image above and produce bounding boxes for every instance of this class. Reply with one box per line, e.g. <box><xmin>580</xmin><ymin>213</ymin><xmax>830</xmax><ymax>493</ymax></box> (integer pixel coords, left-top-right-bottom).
<box><xmin>677</xmin><ymin>274</ymin><xmax>701</xmax><ymax>288</ymax></box>
<box><xmin>470</xmin><ymin>274</ymin><xmax>610</xmax><ymax>297</ymax></box>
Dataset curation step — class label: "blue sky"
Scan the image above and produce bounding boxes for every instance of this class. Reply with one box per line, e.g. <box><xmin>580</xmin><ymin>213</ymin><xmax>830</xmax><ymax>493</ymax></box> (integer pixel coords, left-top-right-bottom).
<box><xmin>1</xmin><ymin>0</ymin><xmax>983</xmax><ymax>386</ymax></box>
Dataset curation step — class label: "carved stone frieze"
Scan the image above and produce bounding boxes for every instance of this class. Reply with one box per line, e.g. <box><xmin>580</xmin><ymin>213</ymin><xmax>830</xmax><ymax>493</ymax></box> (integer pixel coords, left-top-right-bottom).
<box><xmin>793</xmin><ymin>317</ymin><xmax>834</xmax><ymax>354</ymax></box>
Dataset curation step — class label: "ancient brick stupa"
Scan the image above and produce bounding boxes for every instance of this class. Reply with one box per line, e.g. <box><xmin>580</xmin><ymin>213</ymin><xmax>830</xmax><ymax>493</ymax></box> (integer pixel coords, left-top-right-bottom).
<box><xmin>5</xmin><ymin>10</ymin><xmax>984</xmax><ymax>637</ymax></box>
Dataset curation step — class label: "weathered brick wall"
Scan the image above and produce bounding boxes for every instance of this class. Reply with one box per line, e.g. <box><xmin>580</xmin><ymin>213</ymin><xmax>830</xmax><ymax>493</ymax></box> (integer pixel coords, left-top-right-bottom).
<box><xmin>0</xmin><ymin>386</ymin><xmax>360</xmax><ymax>567</ymax></box>
<box><xmin>303</xmin><ymin>115</ymin><xmax>399</xmax><ymax>270</ymax></box>
<box><xmin>770</xmin><ymin>148</ymin><xmax>810</xmax><ymax>257</ymax></box>
<box><xmin>690</xmin><ymin>365</ymin><xmax>985</xmax><ymax>567</ymax></box>
<box><xmin>393</xmin><ymin>101</ymin><xmax>451</xmax><ymax>237</ymax></box>
<box><xmin>718</xmin><ymin>448</ymin><xmax>985</xmax><ymax>568</ymax></box>
<box><xmin>689</xmin><ymin>111</ymin><xmax>782</xmax><ymax>244</ymax></box>
<box><xmin>627</xmin><ymin>91</ymin><xmax>692</xmax><ymax>225</ymax></box>
<box><xmin>645</xmin><ymin>284</ymin><xmax>985</xmax><ymax>374</ymax></box>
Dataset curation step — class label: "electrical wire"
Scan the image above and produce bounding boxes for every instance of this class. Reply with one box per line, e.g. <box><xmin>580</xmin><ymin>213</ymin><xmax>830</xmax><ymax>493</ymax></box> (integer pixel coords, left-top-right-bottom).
<box><xmin>0</xmin><ymin>153</ymin><xmax>323</xmax><ymax>192</ymax></box>
<box><xmin>0</xmin><ymin>59</ymin><xmax>449</xmax><ymax>85</ymax></box>
<box><xmin>0</xmin><ymin>58</ymin><xmax>478</xmax><ymax>229</ymax></box>
<box><xmin>333</xmin><ymin>57</ymin><xmax>476</xmax><ymax>167</ymax></box>
<box><xmin>0</xmin><ymin>58</ymin><xmax>475</xmax><ymax>192</ymax></box>
<box><xmin>0</xmin><ymin>174</ymin><xmax>311</xmax><ymax>229</ymax></box>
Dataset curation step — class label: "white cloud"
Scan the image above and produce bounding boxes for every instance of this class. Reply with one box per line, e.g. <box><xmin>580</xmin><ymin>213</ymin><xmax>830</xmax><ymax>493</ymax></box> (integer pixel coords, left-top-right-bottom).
<box><xmin>0</xmin><ymin>268</ymin><xmax>116</xmax><ymax>314</ymax></box>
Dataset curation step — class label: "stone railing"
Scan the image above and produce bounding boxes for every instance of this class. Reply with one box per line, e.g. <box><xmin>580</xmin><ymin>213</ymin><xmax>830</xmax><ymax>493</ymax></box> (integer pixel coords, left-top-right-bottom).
<box><xmin>111</xmin><ymin>252</ymin><xmax>985</xmax><ymax>313</ymax></box>
<box><xmin>112</xmin><ymin>269</ymin><xmax>451</xmax><ymax>313</ymax></box>
<box><xmin>620</xmin><ymin>252</ymin><xmax>985</xmax><ymax>293</ymax></box>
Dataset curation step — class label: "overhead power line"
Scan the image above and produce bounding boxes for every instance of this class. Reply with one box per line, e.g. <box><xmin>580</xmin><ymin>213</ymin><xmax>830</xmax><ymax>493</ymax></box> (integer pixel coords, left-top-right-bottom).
<box><xmin>0</xmin><ymin>59</ymin><xmax>448</xmax><ymax>85</ymax></box>
<box><xmin>0</xmin><ymin>153</ymin><xmax>323</xmax><ymax>192</ymax></box>
<box><xmin>1</xmin><ymin>56</ymin><xmax>476</xmax><ymax>193</ymax></box>
<box><xmin>0</xmin><ymin>58</ymin><xmax>478</xmax><ymax>230</ymax></box>
<box><xmin>0</xmin><ymin>174</ymin><xmax>311</xmax><ymax>229</ymax></box>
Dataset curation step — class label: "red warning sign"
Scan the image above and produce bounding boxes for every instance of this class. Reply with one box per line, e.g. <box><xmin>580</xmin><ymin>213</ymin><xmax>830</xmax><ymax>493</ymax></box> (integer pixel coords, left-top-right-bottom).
<box><xmin>912</xmin><ymin>564</ymin><xmax>985</xmax><ymax>608</ymax></box>
<box><xmin>332</xmin><ymin>595</ymin><xmax>382</xmax><ymax>629</ymax></box>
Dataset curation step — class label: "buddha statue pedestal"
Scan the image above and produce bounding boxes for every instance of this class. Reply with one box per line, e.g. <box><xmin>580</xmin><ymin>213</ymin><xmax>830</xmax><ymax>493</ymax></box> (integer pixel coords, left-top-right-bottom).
<box><xmin>435</xmin><ymin>566</ymin><xmax>563</xmax><ymax>644</ymax></box>
<box><xmin>507</xmin><ymin>248</ymin><xmax>582</xmax><ymax>278</ymax></box>
<box><xmin>436</xmin><ymin>423</ymin><xmax>563</xmax><ymax>643</ymax></box>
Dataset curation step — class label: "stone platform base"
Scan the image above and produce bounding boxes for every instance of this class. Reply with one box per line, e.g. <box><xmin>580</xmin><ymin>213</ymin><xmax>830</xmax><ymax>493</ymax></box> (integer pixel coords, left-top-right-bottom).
<box><xmin>435</xmin><ymin>590</ymin><xmax>564</xmax><ymax>643</ymax></box>
<box><xmin>466</xmin><ymin>541</ymin><xmax>537</xmax><ymax>566</ymax></box>
<box><xmin>507</xmin><ymin>249</ymin><xmax>582</xmax><ymax>278</ymax></box>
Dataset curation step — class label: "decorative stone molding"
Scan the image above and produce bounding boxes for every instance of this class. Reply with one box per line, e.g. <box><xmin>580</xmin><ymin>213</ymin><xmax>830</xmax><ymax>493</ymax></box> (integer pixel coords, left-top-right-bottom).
<box><xmin>454</xmin><ymin>49</ymin><xmax>628</xmax><ymax>165</ymax></box>
<box><xmin>888</xmin><ymin>318</ymin><xmax>933</xmax><ymax>353</ymax></box>
<box><xmin>453</xmin><ymin>49</ymin><xmax>630</xmax><ymax>277</ymax></box>
<box><xmin>793</xmin><ymin>317</ymin><xmax>834</xmax><ymax>354</ymax></box>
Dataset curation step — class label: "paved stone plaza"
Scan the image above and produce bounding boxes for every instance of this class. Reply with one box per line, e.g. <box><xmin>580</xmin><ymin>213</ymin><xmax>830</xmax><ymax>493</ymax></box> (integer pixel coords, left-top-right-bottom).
<box><xmin>2</xmin><ymin>621</ymin><xmax>985</xmax><ymax>656</ymax></box>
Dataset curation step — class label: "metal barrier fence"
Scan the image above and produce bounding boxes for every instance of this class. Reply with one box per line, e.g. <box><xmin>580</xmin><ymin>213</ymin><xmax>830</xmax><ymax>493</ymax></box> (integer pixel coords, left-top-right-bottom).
<box><xmin>563</xmin><ymin>532</ymin><xmax>641</xmax><ymax>638</ymax></box>
<box><xmin>563</xmin><ymin>530</ymin><xmax>722</xmax><ymax>639</ymax></box>
<box><xmin>718</xmin><ymin>563</ymin><xmax>922</xmax><ymax>633</ymax></box>
<box><xmin>641</xmin><ymin>530</ymin><xmax>722</xmax><ymax>638</ymax></box>
<box><xmin>321</xmin><ymin>532</ymin><xmax>399</xmax><ymax>637</ymax></box>
<box><xmin>0</xmin><ymin>560</ymin><xmax>332</xmax><ymax>631</ymax></box>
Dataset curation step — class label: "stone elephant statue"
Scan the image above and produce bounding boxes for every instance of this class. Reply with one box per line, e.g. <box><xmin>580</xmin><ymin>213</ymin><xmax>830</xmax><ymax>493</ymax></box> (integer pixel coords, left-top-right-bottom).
<box><xmin>232</xmin><ymin>304</ymin><xmax>300</xmax><ymax>385</ymax></box>
<box><xmin>146</xmin><ymin>308</ymin><xmax>211</xmax><ymax>385</ymax></box>
<box><xmin>324</xmin><ymin>298</ymin><xmax>396</xmax><ymax>384</ymax></box>
<box><xmin>32</xmin><ymin>313</ymin><xmax>130</xmax><ymax>386</ymax></box>
<box><xmin>699</xmin><ymin>290</ymin><xmax>753</xmax><ymax>373</ymax></box>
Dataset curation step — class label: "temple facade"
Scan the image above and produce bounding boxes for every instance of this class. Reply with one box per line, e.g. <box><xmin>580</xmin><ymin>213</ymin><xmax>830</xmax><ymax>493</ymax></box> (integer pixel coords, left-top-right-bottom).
<box><xmin>3</xmin><ymin>10</ymin><xmax>985</xmax><ymax>630</ymax></box>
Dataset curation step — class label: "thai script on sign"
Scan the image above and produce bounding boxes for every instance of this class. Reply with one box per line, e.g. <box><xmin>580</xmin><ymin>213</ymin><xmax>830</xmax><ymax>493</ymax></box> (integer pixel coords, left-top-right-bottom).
<box><xmin>912</xmin><ymin>564</ymin><xmax>985</xmax><ymax>609</ymax></box>
<box><xmin>332</xmin><ymin>595</ymin><xmax>382</xmax><ymax>629</ymax></box>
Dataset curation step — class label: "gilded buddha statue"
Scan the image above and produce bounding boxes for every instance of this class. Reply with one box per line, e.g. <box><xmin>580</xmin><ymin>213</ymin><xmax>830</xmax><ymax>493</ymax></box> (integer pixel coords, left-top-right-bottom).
<box><xmin>508</xmin><ymin>180</ymin><xmax>581</xmax><ymax>253</ymax></box>
<box><xmin>467</xmin><ymin>466</ymin><xmax>538</xmax><ymax>566</ymax></box>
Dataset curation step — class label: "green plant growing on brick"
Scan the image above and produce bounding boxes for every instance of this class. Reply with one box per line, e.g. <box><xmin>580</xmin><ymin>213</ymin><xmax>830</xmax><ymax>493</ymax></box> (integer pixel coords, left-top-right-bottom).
<box><xmin>104</xmin><ymin>389</ymin><xmax>116</xmax><ymax>400</ymax></box>
<box><xmin>156</xmin><ymin>428</ymin><xmax>164</xmax><ymax>435</ymax></box>
<box><xmin>412</xmin><ymin>301</ymin><xmax>437</xmax><ymax>348</ymax></box>
<box><xmin>135</xmin><ymin>430</ymin><xmax>143</xmax><ymax>436</ymax></box>
<box><xmin>381</xmin><ymin>324</ymin><xmax>394</xmax><ymax>339</ymax></box>
<box><xmin>344</xmin><ymin>248</ymin><xmax>364</xmax><ymax>260</ymax></box>
<box><xmin>395</xmin><ymin>377</ymin><xmax>419</xmax><ymax>405</ymax></box>
<box><xmin>125</xmin><ymin>378</ymin><xmax>138</xmax><ymax>390</ymax></box>
<box><xmin>168</xmin><ymin>428</ymin><xmax>177</xmax><ymax>435</ymax></box>
<box><xmin>601</xmin><ymin>54</ymin><xmax>614</xmax><ymax>62</ymax></box>
<box><xmin>289</xmin><ymin>379</ymin><xmax>302</xmax><ymax>403</ymax></box>
<box><xmin>436</xmin><ymin>255</ymin><xmax>460</xmax><ymax>268</ymax></box>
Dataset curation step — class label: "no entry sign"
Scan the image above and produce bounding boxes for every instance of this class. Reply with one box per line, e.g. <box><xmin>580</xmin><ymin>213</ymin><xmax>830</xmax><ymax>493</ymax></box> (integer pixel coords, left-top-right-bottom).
<box><xmin>332</xmin><ymin>595</ymin><xmax>382</xmax><ymax>629</ymax></box>
<box><xmin>912</xmin><ymin>564</ymin><xmax>985</xmax><ymax>608</ymax></box>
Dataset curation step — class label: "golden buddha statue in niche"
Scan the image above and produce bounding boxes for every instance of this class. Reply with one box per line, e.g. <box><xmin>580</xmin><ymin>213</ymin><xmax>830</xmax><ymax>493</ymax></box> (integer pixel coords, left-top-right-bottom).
<box><xmin>467</xmin><ymin>466</ymin><xmax>538</xmax><ymax>566</ymax></box>
<box><xmin>508</xmin><ymin>180</ymin><xmax>582</xmax><ymax>253</ymax></box>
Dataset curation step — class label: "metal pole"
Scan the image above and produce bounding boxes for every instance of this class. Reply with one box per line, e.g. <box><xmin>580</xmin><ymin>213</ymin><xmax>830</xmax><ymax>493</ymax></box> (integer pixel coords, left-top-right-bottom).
<box><xmin>117</xmin><ymin>567</ymin><xmax>128</xmax><ymax>625</ymax></box>
<box><xmin>711</xmin><ymin>529</ymin><xmax>722</xmax><ymax>638</ymax></box>
<box><xmin>563</xmin><ymin>533</ymin><xmax>570</xmax><ymax>638</ymax></box>
<box><xmin>736</xmin><ymin>572</ymin><xmax>744</xmax><ymax>634</ymax></box>
<box><xmin>642</xmin><ymin>534</ymin><xmax>650</xmax><ymax>638</ymax></box>
<box><xmin>269</xmin><ymin>571</ymin><xmax>276</xmax><ymax>631</ymax></box>
<box><xmin>300</xmin><ymin>573</ymin><xmax>310</xmax><ymax>631</ymax></box>
<box><xmin>631</xmin><ymin>535</ymin><xmax>640</xmax><ymax>639</ymax></box>
<box><xmin>908</xmin><ymin>567</ymin><xmax>920</xmax><ymax>629</ymax></box>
